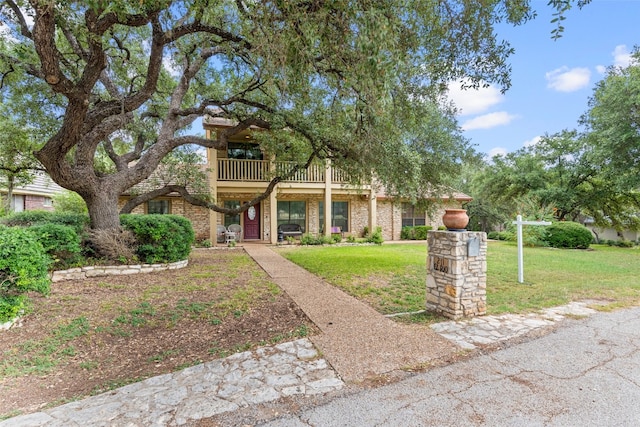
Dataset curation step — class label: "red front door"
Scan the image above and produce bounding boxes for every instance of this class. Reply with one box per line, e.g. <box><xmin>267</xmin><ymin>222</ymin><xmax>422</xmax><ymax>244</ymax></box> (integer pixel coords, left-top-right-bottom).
<box><xmin>243</xmin><ymin>203</ymin><xmax>260</xmax><ymax>240</ymax></box>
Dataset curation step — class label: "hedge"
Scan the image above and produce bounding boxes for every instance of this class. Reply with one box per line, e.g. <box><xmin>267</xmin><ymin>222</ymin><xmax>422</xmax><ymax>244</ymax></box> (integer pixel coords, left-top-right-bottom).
<box><xmin>120</xmin><ymin>214</ymin><xmax>194</xmax><ymax>263</ymax></box>
<box><xmin>2</xmin><ymin>210</ymin><xmax>89</xmax><ymax>233</ymax></box>
<box><xmin>400</xmin><ymin>225</ymin><xmax>432</xmax><ymax>240</ymax></box>
<box><xmin>544</xmin><ymin>221</ymin><xmax>592</xmax><ymax>249</ymax></box>
<box><xmin>0</xmin><ymin>227</ymin><xmax>51</xmax><ymax>322</ymax></box>
<box><xmin>28</xmin><ymin>223</ymin><xmax>83</xmax><ymax>268</ymax></box>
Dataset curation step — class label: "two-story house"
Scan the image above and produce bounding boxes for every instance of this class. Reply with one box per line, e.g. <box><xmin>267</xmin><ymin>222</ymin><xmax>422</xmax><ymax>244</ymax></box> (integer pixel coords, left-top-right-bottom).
<box><xmin>120</xmin><ymin>115</ymin><xmax>471</xmax><ymax>244</ymax></box>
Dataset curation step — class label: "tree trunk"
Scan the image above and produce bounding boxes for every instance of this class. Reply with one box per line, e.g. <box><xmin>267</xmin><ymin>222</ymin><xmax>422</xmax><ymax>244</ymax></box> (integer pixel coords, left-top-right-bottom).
<box><xmin>5</xmin><ymin>175</ymin><xmax>15</xmax><ymax>213</ymax></box>
<box><xmin>85</xmin><ymin>192</ymin><xmax>122</xmax><ymax>230</ymax></box>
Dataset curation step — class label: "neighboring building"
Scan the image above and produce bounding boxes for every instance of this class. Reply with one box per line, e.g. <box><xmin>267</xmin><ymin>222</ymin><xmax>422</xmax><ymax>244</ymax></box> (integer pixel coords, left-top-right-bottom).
<box><xmin>1</xmin><ymin>172</ymin><xmax>65</xmax><ymax>212</ymax></box>
<box><xmin>120</xmin><ymin>115</ymin><xmax>471</xmax><ymax>243</ymax></box>
<box><xmin>583</xmin><ymin>217</ymin><xmax>640</xmax><ymax>243</ymax></box>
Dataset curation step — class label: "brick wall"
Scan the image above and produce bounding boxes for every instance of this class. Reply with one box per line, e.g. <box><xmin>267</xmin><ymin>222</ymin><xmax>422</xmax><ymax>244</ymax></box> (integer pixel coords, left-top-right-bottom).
<box><xmin>171</xmin><ymin>199</ymin><xmax>210</xmax><ymax>242</ymax></box>
<box><xmin>25</xmin><ymin>195</ymin><xmax>54</xmax><ymax>211</ymax></box>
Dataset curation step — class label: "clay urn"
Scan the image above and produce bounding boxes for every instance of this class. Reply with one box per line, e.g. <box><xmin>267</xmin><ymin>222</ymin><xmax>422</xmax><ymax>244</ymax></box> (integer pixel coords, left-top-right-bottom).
<box><xmin>442</xmin><ymin>209</ymin><xmax>469</xmax><ymax>230</ymax></box>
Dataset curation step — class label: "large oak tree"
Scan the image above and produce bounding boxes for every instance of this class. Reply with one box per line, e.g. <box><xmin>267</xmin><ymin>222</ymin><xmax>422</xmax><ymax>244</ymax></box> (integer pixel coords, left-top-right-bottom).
<box><xmin>0</xmin><ymin>0</ymin><xmax>585</xmax><ymax>231</ymax></box>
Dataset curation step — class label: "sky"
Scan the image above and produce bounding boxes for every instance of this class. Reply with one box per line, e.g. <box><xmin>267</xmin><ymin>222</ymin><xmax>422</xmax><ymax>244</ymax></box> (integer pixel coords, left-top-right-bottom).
<box><xmin>447</xmin><ymin>0</ymin><xmax>640</xmax><ymax>159</ymax></box>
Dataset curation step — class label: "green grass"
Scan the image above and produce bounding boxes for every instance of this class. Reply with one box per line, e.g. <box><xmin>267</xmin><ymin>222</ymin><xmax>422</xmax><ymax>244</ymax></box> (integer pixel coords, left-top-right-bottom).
<box><xmin>278</xmin><ymin>242</ymin><xmax>640</xmax><ymax>318</ymax></box>
<box><xmin>0</xmin><ymin>317</ymin><xmax>91</xmax><ymax>377</ymax></box>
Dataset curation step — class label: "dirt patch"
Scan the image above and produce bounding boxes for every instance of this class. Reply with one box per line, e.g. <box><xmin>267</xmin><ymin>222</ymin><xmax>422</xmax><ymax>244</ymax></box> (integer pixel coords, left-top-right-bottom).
<box><xmin>0</xmin><ymin>248</ymin><xmax>316</xmax><ymax>419</ymax></box>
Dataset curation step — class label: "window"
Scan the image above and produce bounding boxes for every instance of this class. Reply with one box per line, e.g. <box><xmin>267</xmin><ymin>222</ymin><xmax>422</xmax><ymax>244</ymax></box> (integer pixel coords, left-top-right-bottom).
<box><xmin>43</xmin><ymin>197</ymin><xmax>53</xmax><ymax>207</ymax></box>
<box><xmin>402</xmin><ymin>203</ymin><xmax>426</xmax><ymax>227</ymax></box>
<box><xmin>11</xmin><ymin>195</ymin><xmax>25</xmax><ymax>212</ymax></box>
<box><xmin>277</xmin><ymin>201</ymin><xmax>306</xmax><ymax>232</ymax></box>
<box><xmin>148</xmin><ymin>199</ymin><xmax>170</xmax><ymax>214</ymax></box>
<box><xmin>319</xmin><ymin>201</ymin><xmax>349</xmax><ymax>232</ymax></box>
<box><xmin>224</xmin><ymin>200</ymin><xmax>241</xmax><ymax>227</ymax></box>
<box><xmin>227</xmin><ymin>142</ymin><xmax>263</xmax><ymax>160</ymax></box>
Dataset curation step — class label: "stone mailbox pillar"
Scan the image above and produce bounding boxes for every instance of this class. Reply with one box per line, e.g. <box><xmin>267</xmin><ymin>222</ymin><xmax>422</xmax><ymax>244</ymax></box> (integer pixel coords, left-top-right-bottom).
<box><xmin>426</xmin><ymin>230</ymin><xmax>487</xmax><ymax>319</ymax></box>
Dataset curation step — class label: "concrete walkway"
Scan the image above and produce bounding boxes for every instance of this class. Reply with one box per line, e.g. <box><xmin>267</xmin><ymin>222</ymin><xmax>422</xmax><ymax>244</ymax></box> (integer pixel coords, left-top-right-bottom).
<box><xmin>243</xmin><ymin>244</ymin><xmax>458</xmax><ymax>383</ymax></box>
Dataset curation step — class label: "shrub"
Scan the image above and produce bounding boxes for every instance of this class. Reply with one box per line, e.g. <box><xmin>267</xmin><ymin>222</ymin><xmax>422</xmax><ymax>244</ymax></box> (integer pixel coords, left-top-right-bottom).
<box><xmin>120</xmin><ymin>214</ymin><xmax>194</xmax><ymax>263</ymax></box>
<box><xmin>616</xmin><ymin>240</ymin><xmax>634</xmax><ymax>248</ymax></box>
<box><xmin>0</xmin><ymin>227</ymin><xmax>51</xmax><ymax>322</ymax></box>
<box><xmin>497</xmin><ymin>231</ymin><xmax>513</xmax><ymax>241</ymax></box>
<box><xmin>52</xmin><ymin>190</ymin><xmax>88</xmax><ymax>214</ymax></box>
<box><xmin>1</xmin><ymin>210</ymin><xmax>51</xmax><ymax>226</ymax></box>
<box><xmin>300</xmin><ymin>233</ymin><xmax>332</xmax><ymax>245</ymax></box>
<box><xmin>413</xmin><ymin>226</ymin><xmax>431</xmax><ymax>240</ymax></box>
<box><xmin>522</xmin><ymin>226</ymin><xmax>548</xmax><ymax>247</ymax></box>
<box><xmin>365</xmin><ymin>226</ymin><xmax>384</xmax><ymax>245</ymax></box>
<box><xmin>198</xmin><ymin>239</ymin><xmax>212</xmax><ymax>248</ymax></box>
<box><xmin>2</xmin><ymin>210</ymin><xmax>89</xmax><ymax>233</ymax></box>
<box><xmin>543</xmin><ymin>221</ymin><xmax>592</xmax><ymax>249</ymax></box>
<box><xmin>401</xmin><ymin>226</ymin><xmax>432</xmax><ymax>240</ymax></box>
<box><xmin>487</xmin><ymin>231</ymin><xmax>500</xmax><ymax>240</ymax></box>
<box><xmin>28</xmin><ymin>223</ymin><xmax>82</xmax><ymax>268</ymax></box>
<box><xmin>400</xmin><ymin>226</ymin><xmax>413</xmax><ymax>240</ymax></box>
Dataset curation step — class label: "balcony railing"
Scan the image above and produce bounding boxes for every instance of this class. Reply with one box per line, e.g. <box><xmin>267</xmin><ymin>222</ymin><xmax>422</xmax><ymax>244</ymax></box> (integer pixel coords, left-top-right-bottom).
<box><xmin>217</xmin><ymin>159</ymin><xmax>349</xmax><ymax>184</ymax></box>
<box><xmin>217</xmin><ymin>159</ymin><xmax>270</xmax><ymax>182</ymax></box>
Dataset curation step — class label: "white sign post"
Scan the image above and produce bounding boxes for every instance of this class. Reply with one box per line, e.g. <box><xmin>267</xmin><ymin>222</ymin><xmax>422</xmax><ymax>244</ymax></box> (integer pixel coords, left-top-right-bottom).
<box><xmin>512</xmin><ymin>215</ymin><xmax>551</xmax><ymax>283</ymax></box>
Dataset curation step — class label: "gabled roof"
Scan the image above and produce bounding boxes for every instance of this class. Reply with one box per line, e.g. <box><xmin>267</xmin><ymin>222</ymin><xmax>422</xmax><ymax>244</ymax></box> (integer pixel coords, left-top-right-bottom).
<box><xmin>2</xmin><ymin>172</ymin><xmax>65</xmax><ymax>197</ymax></box>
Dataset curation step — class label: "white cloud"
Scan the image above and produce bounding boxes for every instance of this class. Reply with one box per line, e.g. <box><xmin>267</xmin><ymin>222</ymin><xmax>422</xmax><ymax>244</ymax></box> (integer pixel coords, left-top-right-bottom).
<box><xmin>447</xmin><ymin>80</ymin><xmax>504</xmax><ymax>116</ymax></box>
<box><xmin>545</xmin><ymin>66</ymin><xmax>591</xmax><ymax>92</ymax></box>
<box><xmin>487</xmin><ymin>147</ymin><xmax>508</xmax><ymax>160</ymax></box>
<box><xmin>612</xmin><ymin>44</ymin><xmax>633</xmax><ymax>67</ymax></box>
<box><xmin>460</xmin><ymin>111</ymin><xmax>518</xmax><ymax>131</ymax></box>
<box><xmin>595</xmin><ymin>65</ymin><xmax>607</xmax><ymax>75</ymax></box>
<box><xmin>523</xmin><ymin>136</ymin><xmax>542</xmax><ymax>148</ymax></box>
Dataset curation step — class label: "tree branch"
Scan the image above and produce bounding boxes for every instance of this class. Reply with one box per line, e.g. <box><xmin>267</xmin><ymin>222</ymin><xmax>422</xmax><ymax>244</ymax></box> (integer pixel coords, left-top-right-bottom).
<box><xmin>5</xmin><ymin>0</ymin><xmax>32</xmax><ymax>39</ymax></box>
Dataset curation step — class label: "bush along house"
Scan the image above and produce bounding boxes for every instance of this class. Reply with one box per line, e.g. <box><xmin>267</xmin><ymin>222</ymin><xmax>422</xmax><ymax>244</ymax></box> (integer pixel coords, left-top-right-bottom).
<box><xmin>120</xmin><ymin>114</ymin><xmax>471</xmax><ymax>244</ymax></box>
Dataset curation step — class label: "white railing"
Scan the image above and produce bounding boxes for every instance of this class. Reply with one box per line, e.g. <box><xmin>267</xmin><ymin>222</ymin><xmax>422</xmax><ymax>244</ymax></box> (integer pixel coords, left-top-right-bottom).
<box><xmin>217</xmin><ymin>159</ymin><xmax>270</xmax><ymax>181</ymax></box>
<box><xmin>218</xmin><ymin>159</ymin><xmax>347</xmax><ymax>183</ymax></box>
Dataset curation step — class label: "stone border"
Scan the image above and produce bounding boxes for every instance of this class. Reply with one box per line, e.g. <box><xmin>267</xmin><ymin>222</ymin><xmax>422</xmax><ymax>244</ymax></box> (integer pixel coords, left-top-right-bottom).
<box><xmin>51</xmin><ymin>259</ymin><xmax>189</xmax><ymax>282</ymax></box>
<box><xmin>1</xmin><ymin>312</ymin><xmax>23</xmax><ymax>331</ymax></box>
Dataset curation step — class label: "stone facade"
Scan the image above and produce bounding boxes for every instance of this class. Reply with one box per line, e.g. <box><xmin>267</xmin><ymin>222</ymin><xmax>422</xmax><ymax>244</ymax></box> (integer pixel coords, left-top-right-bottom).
<box><xmin>426</xmin><ymin>230</ymin><xmax>487</xmax><ymax>319</ymax></box>
<box><xmin>376</xmin><ymin>200</ymin><xmax>399</xmax><ymax>241</ymax></box>
<box><xmin>350</xmin><ymin>198</ymin><xmax>369</xmax><ymax>238</ymax></box>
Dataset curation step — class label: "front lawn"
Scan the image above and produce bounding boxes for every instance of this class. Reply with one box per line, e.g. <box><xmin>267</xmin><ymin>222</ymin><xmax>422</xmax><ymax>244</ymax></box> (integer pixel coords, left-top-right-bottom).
<box><xmin>277</xmin><ymin>241</ymin><xmax>640</xmax><ymax>316</ymax></box>
<box><xmin>0</xmin><ymin>249</ymin><xmax>314</xmax><ymax>419</ymax></box>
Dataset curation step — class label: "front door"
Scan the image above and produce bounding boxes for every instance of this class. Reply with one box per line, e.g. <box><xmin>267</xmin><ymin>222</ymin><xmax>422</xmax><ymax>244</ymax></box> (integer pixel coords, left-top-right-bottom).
<box><xmin>243</xmin><ymin>203</ymin><xmax>260</xmax><ymax>240</ymax></box>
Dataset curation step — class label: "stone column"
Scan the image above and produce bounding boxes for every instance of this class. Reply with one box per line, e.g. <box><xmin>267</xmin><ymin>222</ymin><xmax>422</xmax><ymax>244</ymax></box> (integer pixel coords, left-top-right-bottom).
<box><xmin>426</xmin><ymin>230</ymin><xmax>487</xmax><ymax>319</ymax></box>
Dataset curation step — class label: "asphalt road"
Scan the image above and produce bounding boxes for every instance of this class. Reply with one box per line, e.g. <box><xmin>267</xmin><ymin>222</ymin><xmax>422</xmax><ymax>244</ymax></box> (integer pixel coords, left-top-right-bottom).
<box><xmin>255</xmin><ymin>306</ymin><xmax>640</xmax><ymax>426</ymax></box>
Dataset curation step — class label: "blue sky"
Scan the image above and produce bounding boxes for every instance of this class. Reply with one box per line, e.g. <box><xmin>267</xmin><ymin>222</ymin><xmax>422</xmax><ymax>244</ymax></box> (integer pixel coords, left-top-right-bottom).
<box><xmin>447</xmin><ymin>0</ymin><xmax>640</xmax><ymax>159</ymax></box>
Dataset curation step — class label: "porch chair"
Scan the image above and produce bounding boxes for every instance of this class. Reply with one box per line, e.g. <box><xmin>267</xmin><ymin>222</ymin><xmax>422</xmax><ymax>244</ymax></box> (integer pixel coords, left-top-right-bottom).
<box><xmin>228</xmin><ymin>223</ymin><xmax>242</xmax><ymax>243</ymax></box>
<box><xmin>216</xmin><ymin>225</ymin><xmax>227</xmax><ymax>243</ymax></box>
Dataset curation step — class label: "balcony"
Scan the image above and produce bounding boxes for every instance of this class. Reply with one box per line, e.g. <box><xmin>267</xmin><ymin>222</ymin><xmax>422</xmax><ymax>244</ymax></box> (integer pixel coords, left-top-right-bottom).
<box><xmin>217</xmin><ymin>159</ymin><xmax>349</xmax><ymax>184</ymax></box>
